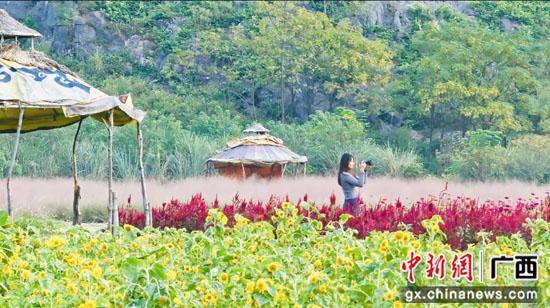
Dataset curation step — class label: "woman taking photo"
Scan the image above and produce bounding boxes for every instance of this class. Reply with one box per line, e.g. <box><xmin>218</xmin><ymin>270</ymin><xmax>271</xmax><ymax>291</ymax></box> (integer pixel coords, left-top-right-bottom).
<box><xmin>337</xmin><ymin>153</ymin><xmax>370</xmax><ymax>214</ymax></box>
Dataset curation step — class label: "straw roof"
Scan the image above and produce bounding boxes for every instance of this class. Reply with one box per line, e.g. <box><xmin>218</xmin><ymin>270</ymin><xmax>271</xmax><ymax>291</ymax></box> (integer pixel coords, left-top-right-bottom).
<box><xmin>207</xmin><ymin>126</ymin><xmax>307</xmax><ymax>165</ymax></box>
<box><xmin>243</xmin><ymin>123</ymin><xmax>270</xmax><ymax>134</ymax></box>
<box><xmin>0</xmin><ymin>9</ymin><xmax>42</xmax><ymax>38</ymax></box>
<box><xmin>207</xmin><ymin>144</ymin><xmax>307</xmax><ymax>166</ymax></box>
<box><xmin>225</xmin><ymin>134</ymin><xmax>284</xmax><ymax>149</ymax></box>
<box><xmin>0</xmin><ymin>44</ymin><xmax>76</xmax><ymax>76</ymax></box>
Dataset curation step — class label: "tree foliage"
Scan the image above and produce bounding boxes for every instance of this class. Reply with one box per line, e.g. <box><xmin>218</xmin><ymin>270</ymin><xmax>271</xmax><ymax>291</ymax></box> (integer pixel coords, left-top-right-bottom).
<box><xmin>1</xmin><ymin>1</ymin><xmax>548</xmax><ymax>182</ymax></box>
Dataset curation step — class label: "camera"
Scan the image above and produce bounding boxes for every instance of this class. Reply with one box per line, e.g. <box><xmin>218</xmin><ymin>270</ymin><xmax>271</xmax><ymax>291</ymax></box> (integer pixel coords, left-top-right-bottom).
<box><xmin>361</xmin><ymin>160</ymin><xmax>373</xmax><ymax>166</ymax></box>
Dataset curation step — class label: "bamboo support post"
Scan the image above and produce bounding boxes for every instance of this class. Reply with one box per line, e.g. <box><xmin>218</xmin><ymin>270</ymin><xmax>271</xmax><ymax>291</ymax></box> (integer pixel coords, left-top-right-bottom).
<box><xmin>72</xmin><ymin>119</ymin><xmax>83</xmax><ymax>225</ymax></box>
<box><xmin>137</xmin><ymin>122</ymin><xmax>151</xmax><ymax>227</ymax></box>
<box><xmin>281</xmin><ymin>163</ymin><xmax>287</xmax><ymax>177</ymax></box>
<box><xmin>206</xmin><ymin>162</ymin><xmax>211</xmax><ymax>176</ymax></box>
<box><xmin>107</xmin><ymin>109</ymin><xmax>115</xmax><ymax>233</ymax></box>
<box><xmin>241</xmin><ymin>163</ymin><xmax>246</xmax><ymax>179</ymax></box>
<box><xmin>112</xmin><ymin>191</ymin><xmax>118</xmax><ymax>235</ymax></box>
<box><xmin>6</xmin><ymin>104</ymin><xmax>24</xmax><ymax>218</ymax></box>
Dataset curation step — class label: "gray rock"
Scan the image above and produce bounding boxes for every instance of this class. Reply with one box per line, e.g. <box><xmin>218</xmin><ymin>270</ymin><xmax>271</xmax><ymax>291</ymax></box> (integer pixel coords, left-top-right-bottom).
<box><xmin>74</xmin><ymin>22</ymin><xmax>96</xmax><ymax>45</ymax></box>
<box><xmin>410</xmin><ymin>130</ymin><xmax>424</xmax><ymax>141</ymax></box>
<box><xmin>74</xmin><ymin>22</ymin><xmax>96</xmax><ymax>58</ymax></box>
<box><xmin>106</xmin><ymin>35</ymin><xmax>125</xmax><ymax>53</ymax></box>
<box><xmin>0</xmin><ymin>1</ymin><xmax>34</xmax><ymax>19</ymax></box>
<box><xmin>34</xmin><ymin>2</ymin><xmax>58</xmax><ymax>37</ymax></box>
<box><xmin>154</xmin><ymin>51</ymin><xmax>167</xmax><ymax>69</ymax></box>
<box><xmin>501</xmin><ymin>18</ymin><xmax>519</xmax><ymax>33</ymax></box>
<box><xmin>356</xmin><ymin>1</ymin><xmax>474</xmax><ymax>33</ymax></box>
<box><xmin>126</xmin><ymin>35</ymin><xmax>155</xmax><ymax>65</ymax></box>
<box><xmin>87</xmin><ymin>11</ymin><xmax>107</xmax><ymax>28</ymax></box>
<box><xmin>51</xmin><ymin>24</ymin><xmax>74</xmax><ymax>55</ymax></box>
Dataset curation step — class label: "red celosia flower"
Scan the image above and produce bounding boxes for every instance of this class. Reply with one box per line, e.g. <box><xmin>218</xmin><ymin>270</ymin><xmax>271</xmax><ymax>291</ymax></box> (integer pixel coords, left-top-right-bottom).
<box><xmin>117</xmin><ymin>192</ymin><xmax>550</xmax><ymax>250</ymax></box>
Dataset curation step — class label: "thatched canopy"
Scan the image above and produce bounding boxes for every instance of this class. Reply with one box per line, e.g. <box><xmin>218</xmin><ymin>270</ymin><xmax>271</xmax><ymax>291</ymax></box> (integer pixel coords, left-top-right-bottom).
<box><xmin>208</xmin><ymin>143</ymin><xmax>307</xmax><ymax>166</ymax></box>
<box><xmin>0</xmin><ymin>44</ymin><xmax>145</xmax><ymax>133</ymax></box>
<box><xmin>0</xmin><ymin>43</ymin><xmax>75</xmax><ymax>74</ymax></box>
<box><xmin>207</xmin><ymin>124</ymin><xmax>307</xmax><ymax>170</ymax></box>
<box><xmin>243</xmin><ymin>123</ymin><xmax>270</xmax><ymax>135</ymax></box>
<box><xmin>0</xmin><ymin>9</ymin><xmax>42</xmax><ymax>39</ymax></box>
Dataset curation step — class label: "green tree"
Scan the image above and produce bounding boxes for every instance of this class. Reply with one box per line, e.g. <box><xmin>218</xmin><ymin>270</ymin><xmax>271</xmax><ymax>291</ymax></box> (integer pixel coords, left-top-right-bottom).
<box><xmin>196</xmin><ymin>2</ymin><xmax>393</xmax><ymax>122</ymax></box>
<box><xmin>394</xmin><ymin>18</ymin><xmax>539</xmax><ymax>153</ymax></box>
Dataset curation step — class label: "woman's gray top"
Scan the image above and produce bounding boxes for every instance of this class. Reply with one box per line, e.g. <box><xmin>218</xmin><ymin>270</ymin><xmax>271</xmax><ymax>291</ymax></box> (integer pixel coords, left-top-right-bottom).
<box><xmin>340</xmin><ymin>171</ymin><xmax>367</xmax><ymax>200</ymax></box>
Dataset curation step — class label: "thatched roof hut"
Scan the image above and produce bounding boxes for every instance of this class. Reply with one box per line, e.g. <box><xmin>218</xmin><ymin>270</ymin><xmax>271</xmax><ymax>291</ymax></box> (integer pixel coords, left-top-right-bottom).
<box><xmin>207</xmin><ymin>123</ymin><xmax>307</xmax><ymax>179</ymax></box>
<box><xmin>0</xmin><ymin>9</ymin><xmax>42</xmax><ymax>39</ymax></box>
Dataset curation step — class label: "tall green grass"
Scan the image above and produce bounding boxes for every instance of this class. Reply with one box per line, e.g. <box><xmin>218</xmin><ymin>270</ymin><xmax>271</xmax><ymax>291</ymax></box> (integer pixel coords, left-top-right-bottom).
<box><xmin>0</xmin><ymin>111</ymin><xmax>547</xmax><ymax>182</ymax></box>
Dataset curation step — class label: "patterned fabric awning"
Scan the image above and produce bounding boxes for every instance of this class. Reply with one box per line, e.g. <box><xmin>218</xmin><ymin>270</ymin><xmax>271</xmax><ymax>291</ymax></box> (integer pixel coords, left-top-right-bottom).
<box><xmin>0</xmin><ymin>45</ymin><xmax>145</xmax><ymax>133</ymax></box>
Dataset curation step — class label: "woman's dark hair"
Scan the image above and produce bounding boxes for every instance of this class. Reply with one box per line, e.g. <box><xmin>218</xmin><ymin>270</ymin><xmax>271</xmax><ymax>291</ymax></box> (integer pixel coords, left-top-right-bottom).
<box><xmin>337</xmin><ymin>153</ymin><xmax>354</xmax><ymax>186</ymax></box>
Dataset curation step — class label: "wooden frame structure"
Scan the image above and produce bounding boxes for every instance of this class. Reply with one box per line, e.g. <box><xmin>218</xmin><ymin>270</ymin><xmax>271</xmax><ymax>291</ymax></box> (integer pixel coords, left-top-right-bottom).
<box><xmin>0</xmin><ymin>106</ymin><xmax>150</xmax><ymax>232</ymax></box>
<box><xmin>4</xmin><ymin>106</ymin><xmax>151</xmax><ymax>231</ymax></box>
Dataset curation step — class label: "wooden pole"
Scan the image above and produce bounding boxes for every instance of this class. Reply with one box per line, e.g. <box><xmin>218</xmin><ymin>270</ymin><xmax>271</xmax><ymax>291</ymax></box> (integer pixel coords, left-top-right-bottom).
<box><xmin>107</xmin><ymin>109</ymin><xmax>114</xmax><ymax>233</ymax></box>
<box><xmin>72</xmin><ymin>119</ymin><xmax>83</xmax><ymax>225</ymax></box>
<box><xmin>112</xmin><ymin>191</ymin><xmax>118</xmax><ymax>235</ymax></box>
<box><xmin>6</xmin><ymin>104</ymin><xmax>24</xmax><ymax>218</ymax></box>
<box><xmin>281</xmin><ymin>163</ymin><xmax>287</xmax><ymax>178</ymax></box>
<box><xmin>241</xmin><ymin>163</ymin><xmax>246</xmax><ymax>179</ymax></box>
<box><xmin>137</xmin><ymin>122</ymin><xmax>151</xmax><ymax>227</ymax></box>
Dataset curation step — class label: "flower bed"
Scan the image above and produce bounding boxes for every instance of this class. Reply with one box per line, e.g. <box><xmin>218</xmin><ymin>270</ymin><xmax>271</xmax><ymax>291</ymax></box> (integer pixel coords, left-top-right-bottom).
<box><xmin>120</xmin><ymin>193</ymin><xmax>550</xmax><ymax>250</ymax></box>
<box><xmin>0</xmin><ymin>207</ymin><xmax>547</xmax><ymax>306</ymax></box>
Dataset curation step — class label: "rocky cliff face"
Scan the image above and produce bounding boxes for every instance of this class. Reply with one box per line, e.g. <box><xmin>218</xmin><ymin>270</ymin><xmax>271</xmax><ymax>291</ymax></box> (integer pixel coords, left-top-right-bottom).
<box><xmin>1</xmin><ymin>1</ymin><xmax>124</xmax><ymax>57</ymax></box>
<box><xmin>1</xmin><ymin>1</ymin><xmax>164</xmax><ymax>67</ymax></box>
<box><xmin>346</xmin><ymin>1</ymin><xmax>473</xmax><ymax>32</ymax></box>
<box><xmin>0</xmin><ymin>1</ymin><xmax>475</xmax><ymax>67</ymax></box>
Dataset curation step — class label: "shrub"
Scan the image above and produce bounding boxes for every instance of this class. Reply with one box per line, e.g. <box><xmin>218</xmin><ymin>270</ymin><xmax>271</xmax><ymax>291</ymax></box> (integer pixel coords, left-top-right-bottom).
<box><xmin>440</xmin><ymin>130</ymin><xmax>508</xmax><ymax>181</ymax></box>
<box><xmin>506</xmin><ymin>134</ymin><xmax>550</xmax><ymax>183</ymax></box>
<box><xmin>269</xmin><ymin>111</ymin><xmax>425</xmax><ymax>176</ymax></box>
